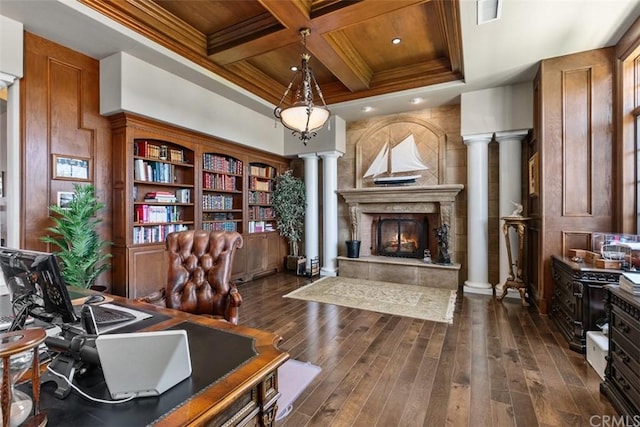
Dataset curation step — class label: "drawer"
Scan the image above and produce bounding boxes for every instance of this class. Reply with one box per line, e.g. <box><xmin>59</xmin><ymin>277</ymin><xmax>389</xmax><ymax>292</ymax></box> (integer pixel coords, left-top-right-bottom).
<box><xmin>552</xmin><ymin>287</ymin><xmax>574</xmax><ymax>314</ymax></box>
<box><xmin>611</xmin><ymin>307</ymin><xmax>640</xmax><ymax>348</ymax></box>
<box><xmin>610</xmin><ymin>363</ymin><xmax>640</xmax><ymax>411</ymax></box>
<box><xmin>611</xmin><ymin>337</ymin><xmax>640</xmax><ymax>388</ymax></box>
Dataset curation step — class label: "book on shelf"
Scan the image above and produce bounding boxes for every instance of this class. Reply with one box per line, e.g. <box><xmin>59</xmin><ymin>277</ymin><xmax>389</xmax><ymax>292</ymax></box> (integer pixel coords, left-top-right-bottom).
<box><xmin>176</xmin><ymin>189</ymin><xmax>191</xmax><ymax>203</ymax></box>
<box><xmin>144</xmin><ymin>191</ymin><xmax>177</xmax><ymax>203</ymax></box>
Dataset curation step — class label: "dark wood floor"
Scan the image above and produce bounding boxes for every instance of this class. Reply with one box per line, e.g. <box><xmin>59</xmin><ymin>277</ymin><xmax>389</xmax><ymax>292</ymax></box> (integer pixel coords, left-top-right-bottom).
<box><xmin>238</xmin><ymin>272</ymin><xmax>617</xmax><ymax>427</ymax></box>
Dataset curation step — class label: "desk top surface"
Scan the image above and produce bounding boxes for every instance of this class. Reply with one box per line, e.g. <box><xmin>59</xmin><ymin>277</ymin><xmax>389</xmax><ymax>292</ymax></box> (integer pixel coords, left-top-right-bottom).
<box><xmin>4</xmin><ymin>291</ymin><xmax>288</xmax><ymax>426</ymax></box>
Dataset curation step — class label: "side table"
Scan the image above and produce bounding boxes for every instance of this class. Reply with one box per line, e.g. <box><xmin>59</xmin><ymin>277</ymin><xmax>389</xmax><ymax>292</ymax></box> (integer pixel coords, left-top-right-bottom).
<box><xmin>497</xmin><ymin>216</ymin><xmax>531</xmax><ymax>306</ymax></box>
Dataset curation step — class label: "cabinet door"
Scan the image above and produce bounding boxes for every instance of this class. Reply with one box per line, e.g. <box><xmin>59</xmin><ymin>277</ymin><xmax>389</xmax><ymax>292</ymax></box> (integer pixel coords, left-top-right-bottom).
<box><xmin>265</xmin><ymin>233</ymin><xmax>282</xmax><ymax>271</ymax></box>
<box><xmin>245</xmin><ymin>234</ymin><xmax>267</xmax><ymax>276</ymax></box>
<box><xmin>127</xmin><ymin>246</ymin><xmax>167</xmax><ymax>299</ymax></box>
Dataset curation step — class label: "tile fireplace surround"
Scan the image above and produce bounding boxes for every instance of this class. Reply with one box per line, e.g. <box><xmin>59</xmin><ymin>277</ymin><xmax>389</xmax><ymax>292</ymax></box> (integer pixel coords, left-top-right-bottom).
<box><xmin>338</xmin><ymin>185</ymin><xmax>463</xmax><ymax>290</ymax></box>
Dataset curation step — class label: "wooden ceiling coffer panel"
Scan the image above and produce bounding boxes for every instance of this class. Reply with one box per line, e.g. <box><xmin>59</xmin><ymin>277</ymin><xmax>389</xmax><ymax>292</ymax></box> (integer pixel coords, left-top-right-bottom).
<box><xmin>78</xmin><ymin>0</ymin><xmax>464</xmax><ymax>106</ymax></box>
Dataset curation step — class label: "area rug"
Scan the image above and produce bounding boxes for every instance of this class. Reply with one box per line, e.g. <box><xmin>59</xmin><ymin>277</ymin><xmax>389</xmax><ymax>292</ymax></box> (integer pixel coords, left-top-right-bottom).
<box><xmin>283</xmin><ymin>276</ymin><xmax>457</xmax><ymax>323</ymax></box>
<box><xmin>276</xmin><ymin>359</ymin><xmax>322</xmax><ymax>420</ymax></box>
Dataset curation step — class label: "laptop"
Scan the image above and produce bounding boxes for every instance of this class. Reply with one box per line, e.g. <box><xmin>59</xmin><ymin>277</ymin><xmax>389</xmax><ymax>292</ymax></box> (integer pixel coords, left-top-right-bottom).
<box><xmin>95</xmin><ymin>330</ymin><xmax>192</xmax><ymax>399</ymax></box>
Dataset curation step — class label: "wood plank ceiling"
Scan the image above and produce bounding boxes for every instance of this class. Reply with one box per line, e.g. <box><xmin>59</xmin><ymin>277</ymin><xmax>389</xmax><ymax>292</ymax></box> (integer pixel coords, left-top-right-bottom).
<box><xmin>79</xmin><ymin>0</ymin><xmax>463</xmax><ymax>107</ymax></box>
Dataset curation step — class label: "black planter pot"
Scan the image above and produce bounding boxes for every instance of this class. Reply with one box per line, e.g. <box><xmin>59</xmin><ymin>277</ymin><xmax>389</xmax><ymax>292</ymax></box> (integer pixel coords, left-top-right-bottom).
<box><xmin>346</xmin><ymin>240</ymin><xmax>361</xmax><ymax>258</ymax></box>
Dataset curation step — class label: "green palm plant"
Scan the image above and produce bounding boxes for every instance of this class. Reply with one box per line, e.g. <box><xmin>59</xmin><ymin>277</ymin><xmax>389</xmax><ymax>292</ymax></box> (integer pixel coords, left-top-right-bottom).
<box><xmin>40</xmin><ymin>183</ymin><xmax>112</xmax><ymax>288</ymax></box>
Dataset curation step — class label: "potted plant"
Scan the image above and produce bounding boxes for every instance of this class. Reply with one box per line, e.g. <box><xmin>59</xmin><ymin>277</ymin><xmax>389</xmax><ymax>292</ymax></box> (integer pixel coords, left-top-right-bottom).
<box><xmin>40</xmin><ymin>183</ymin><xmax>112</xmax><ymax>289</ymax></box>
<box><xmin>346</xmin><ymin>205</ymin><xmax>361</xmax><ymax>258</ymax></box>
<box><xmin>272</xmin><ymin>170</ymin><xmax>306</xmax><ymax>271</ymax></box>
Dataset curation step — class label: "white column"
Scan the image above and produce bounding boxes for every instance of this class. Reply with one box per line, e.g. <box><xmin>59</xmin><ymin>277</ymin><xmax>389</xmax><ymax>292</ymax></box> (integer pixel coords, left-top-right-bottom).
<box><xmin>464</xmin><ymin>134</ymin><xmax>493</xmax><ymax>295</ymax></box>
<box><xmin>495</xmin><ymin>130</ymin><xmax>529</xmax><ymax>298</ymax></box>
<box><xmin>299</xmin><ymin>153</ymin><xmax>319</xmax><ymax>270</ymax></box>
<box><xmin>318</xmin><ymin>150</ymin><xmax>343</xmax><ymax>276</ymax></box>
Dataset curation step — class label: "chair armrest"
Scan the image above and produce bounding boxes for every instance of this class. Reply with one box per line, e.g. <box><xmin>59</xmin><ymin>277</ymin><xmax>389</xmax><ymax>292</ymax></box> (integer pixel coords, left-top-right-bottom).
<box><xmin>228</xmin><ymin>287</ymin><xmax>243</xmax><ymax>307</ymax></box>
<box><xmin>135</xmin><ymin>288</ymin><xmax>167</xmax><ymax>307</ymax></box>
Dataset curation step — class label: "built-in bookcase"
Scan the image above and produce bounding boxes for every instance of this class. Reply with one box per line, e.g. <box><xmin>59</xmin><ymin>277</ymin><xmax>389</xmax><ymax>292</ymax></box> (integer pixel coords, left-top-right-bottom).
<box><xmin>110</xmin><ymin>113</ymin><xmax>289</xmax><ymax>298</ymax></box>
<box><xmin>132</xmin><ymin>139</ymin><xmax>195</xmax><ymax>244</ymax></box>
<box><xmin>202</xmin><ymin>153</ymin><xmax>244</xmax><ymax>233</ymax></box>
<box><xmin>247</xmin><ymin>162</ymin><xmax>276</xmax><ymax>233</ymax></box>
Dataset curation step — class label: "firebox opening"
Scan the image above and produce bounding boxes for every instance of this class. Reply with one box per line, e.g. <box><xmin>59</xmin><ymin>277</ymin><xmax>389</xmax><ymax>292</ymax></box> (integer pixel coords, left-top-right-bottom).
<box><xmin>377</xmin><ymin>217</ymin><xmax>427</xmax><ymax>258</ymax></box>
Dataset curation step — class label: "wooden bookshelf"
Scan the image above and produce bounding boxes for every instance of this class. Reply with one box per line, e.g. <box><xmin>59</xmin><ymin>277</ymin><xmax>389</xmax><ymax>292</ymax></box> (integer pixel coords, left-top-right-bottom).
<box><xmin>110</xmin><ymin>113</ymin><xmax>289</xmax><ymax>297</ymax></box>
<box><xmin>202</xmin><ymin>153</ymin><xmax>243</xmax><ymax>233</ymax></box>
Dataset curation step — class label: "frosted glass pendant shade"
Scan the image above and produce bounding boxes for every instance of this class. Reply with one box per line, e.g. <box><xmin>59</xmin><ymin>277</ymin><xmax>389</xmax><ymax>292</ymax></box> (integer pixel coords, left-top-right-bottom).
<box><xmin>279</xmin><ymin>105</ymin><xmax>330</xmax><ymax>133</ymax></box>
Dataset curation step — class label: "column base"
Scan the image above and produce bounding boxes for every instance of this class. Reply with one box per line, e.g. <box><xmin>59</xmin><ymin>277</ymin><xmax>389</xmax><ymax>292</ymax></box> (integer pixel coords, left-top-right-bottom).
<box><xmin>320</xmin><ymin>267</ymin><xmax>337</xmax><ymax>277</ymax></box>
<box><xmin>463</xmin><ymin>280</ymin><xmax>494</xmax><ymax>296</ymax></box>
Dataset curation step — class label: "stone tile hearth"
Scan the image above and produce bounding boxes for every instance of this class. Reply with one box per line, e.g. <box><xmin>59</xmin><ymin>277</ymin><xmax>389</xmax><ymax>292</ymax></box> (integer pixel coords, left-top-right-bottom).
<box><xmin>337</xmin><ymin>255</ymin><xmax>460</xmax><ymax>290</ymax></box>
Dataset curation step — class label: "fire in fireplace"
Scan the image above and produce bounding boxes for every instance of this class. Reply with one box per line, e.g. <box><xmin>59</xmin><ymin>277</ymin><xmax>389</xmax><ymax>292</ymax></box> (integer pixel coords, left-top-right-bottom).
<box><xmin>377</xmin><ymin>218</ymin><xmax>426</xmax><ymax>258</ymax></box>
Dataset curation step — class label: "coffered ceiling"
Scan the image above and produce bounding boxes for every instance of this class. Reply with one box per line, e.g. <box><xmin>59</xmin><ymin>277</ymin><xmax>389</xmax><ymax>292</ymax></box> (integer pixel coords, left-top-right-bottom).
<box><xmin>2</xmin><ymin>1</ymin><xmax>639</xmax><ymax>121</ymax></box>
<box><xmin>78</xmin><ymin>0</ymin><xmax>463</xmax><ymax>107</ymax></box>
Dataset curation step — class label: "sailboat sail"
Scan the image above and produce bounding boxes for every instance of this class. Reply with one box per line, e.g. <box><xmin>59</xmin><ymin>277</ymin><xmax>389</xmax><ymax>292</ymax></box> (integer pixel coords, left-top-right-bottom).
<box><xmin>363</xmin><ymin>134</ymin><xmax>428</xmax><ymax>184</ymax></box>
<box><xmin>390</xmin><ymin>135</ymin><xmax>428</xmax><ymax>173</ymax></box>
<box><xmin>363</xmin><ymin>143</ymin><xmax>389</xmax><ymax>178</ymax></box>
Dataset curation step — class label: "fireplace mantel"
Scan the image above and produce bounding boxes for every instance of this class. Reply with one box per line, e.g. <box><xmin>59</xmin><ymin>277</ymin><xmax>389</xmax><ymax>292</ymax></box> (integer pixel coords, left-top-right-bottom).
<box><xmin>338</xmin><ymin>184</ymin><xmax>464</xmax><ymax>205</ymax></box>
<box><xmin>339</xmin><ymin>184</ymin><xmax>464</xmax><ymax>258</ymax></box>
<box><xmin>338</xmin><ymin>184</ymin><xmax>464</xmax><ymax>289</ymax></box>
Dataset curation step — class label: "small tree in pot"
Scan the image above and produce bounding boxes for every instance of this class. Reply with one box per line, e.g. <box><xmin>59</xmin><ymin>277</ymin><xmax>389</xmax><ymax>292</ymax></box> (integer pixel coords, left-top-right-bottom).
<box><xmin>40</xmin><ymin>183</ymin><xmax>112</xmax><ymax>289</ymax></box>
<box><xmin>272</xmin><ymin>170</ymin><xmax>306</xmax><ymax>270</ymax></box>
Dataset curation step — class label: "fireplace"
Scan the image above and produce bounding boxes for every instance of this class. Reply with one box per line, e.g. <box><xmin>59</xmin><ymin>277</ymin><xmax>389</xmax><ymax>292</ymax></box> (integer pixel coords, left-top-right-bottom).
<box><xmin>377</xmin><ymin>218</ymin><xmax>426</xmax><ymax>258</ymax></box>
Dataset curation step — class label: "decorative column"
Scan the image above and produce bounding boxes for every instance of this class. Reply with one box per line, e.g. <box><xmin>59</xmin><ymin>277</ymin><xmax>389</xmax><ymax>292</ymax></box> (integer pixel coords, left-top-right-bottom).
<box><xmin>463</xmin><ymin>134</ymin><xmax>493</xmax><ymax>295</ymax></box>
<box><xmin>318</xmin><ymin>151</ymin><xmax>343</xmax><ymax>276</ymax></box>
<box><xmin>299</xmin><ymin>153</ymin><xmax>319</xmax><ymax>271</ymax></box>
<box><xmin>495</xmin><ymin>130</ymin><xmax>529</xmax><ymax>298</ymax></box>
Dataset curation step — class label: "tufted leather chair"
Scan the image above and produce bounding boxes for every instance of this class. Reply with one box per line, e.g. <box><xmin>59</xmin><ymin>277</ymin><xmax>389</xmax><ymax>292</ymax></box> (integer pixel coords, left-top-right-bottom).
<box><xmin>138</xmin><ymin>229</ymin><xmax>244</xmax><ymax>324</ymax></box>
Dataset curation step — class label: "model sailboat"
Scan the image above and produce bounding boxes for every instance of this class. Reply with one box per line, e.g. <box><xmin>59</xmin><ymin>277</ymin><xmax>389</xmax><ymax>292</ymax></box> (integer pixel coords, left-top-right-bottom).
<box><xmin>363</xmin><ymin>134</ymin><xmax>429</xmax><ymax>185</ymax></box>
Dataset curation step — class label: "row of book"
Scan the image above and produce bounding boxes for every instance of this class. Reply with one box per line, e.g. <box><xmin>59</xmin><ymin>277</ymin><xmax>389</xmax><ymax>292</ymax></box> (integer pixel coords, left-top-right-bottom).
<box><xmin>248</xmin><ymin>177</ymin><xmax>272</xmax><ymax>192</ymax></box>
<box><xmin>248</xmin><ymin>190</ymin><xmax>271</xmax><ymax>205</ymax></box>
<box><xmin>134</xmin><ymin>205</ymin><xmax>182</xmax><ymax>224</ymax></box>
<box><xmin>248</xmin><ymin>164</ymin><xmax>276</xmax><ymax>178</ymax></box>
<box><xmin>247</xmin><ymin>220</ymin><xmax>275</xmax><ymax>233</ymax></box>
<box><xmin>620</xmin><ymin>271</ymin><xmax>640</xmax><ymax>295</ymax></box>
<box><xmin>203</xmin><ymin>212</ymin><xmax>235</xmax><ymax>221</ymax></box>
<box><xmin>134</xmin><ymin>159</ymin><xmax>176</xmax><ymax>183</ymax></box>
<box><xmin>202</xmin><ymin>194</ymin><xmax>235</xmax><ymax>210</ymax></box>
<box><xmin>133</xmin><ymin>224</ymin><xmax>189</xmax><ymax>244</ymax></box>
<box><xmin>248</xmin><ymin>206</ymin><xmax>274</xmax><ymax>221</ymax></box>
<box><xmin>203</xmin><ymin>221</ymin><xmax>238</xmax><ymax>232</ymax></box>
<box><xmin>134</xmin><ymin>140</ymin><xmax>185</xmax><ymax>163</ymax></box>
<box><xmin>203</xmin><ymin>154</ymin><xmax>243</xmax><ymax>174</ymax></box>
<box><xmin>203</xmin><ymin>172</ymin><xmax>239</xmax><ymax>191</ymax></box>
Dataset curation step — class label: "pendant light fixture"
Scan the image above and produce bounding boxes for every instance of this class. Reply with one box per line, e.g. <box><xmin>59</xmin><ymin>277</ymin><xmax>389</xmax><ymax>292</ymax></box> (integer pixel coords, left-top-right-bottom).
<box><xmin>274</xmin><ymin>28</ymin><xmax>330</xmax><ymax>145</ymax></box>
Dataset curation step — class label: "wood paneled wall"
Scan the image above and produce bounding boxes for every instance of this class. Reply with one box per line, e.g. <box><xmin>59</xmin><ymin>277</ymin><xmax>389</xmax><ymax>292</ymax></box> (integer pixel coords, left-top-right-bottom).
<box><xmin>528</xmin><ymin>47</ymin><xmax>615</xmax><ymax>313</ymax></box>
<box><xmin>21</xmin><ymin>33</ymin><xmax>113</xmax><ymax>288</ymax></box>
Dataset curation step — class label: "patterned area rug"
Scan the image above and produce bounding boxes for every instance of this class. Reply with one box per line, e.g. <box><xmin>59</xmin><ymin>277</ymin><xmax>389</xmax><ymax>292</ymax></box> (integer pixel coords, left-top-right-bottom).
<box><xmin>283</xmin><ymin>276</ymin><xmax>457</xmax><ymax>323</ymax></box>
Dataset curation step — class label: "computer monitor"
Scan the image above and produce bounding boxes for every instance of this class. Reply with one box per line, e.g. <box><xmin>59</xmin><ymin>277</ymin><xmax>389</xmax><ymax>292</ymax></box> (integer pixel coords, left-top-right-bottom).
<box><xmin>0</xmin><ymin>247</ymin><xmax>78</xmax><ymax>323</ymax></box>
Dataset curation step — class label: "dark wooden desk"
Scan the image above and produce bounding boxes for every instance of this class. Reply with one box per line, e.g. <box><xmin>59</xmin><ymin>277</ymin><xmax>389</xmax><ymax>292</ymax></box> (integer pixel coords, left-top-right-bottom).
<box><xmin>551</xmin><ymin>255</ymin><xmax>621</xmax><ymax>353</ymax></box>
<box><xmin>11</xmin><ymin>294</ymin><xmax>289</xmax><ymax>427</ymax></box>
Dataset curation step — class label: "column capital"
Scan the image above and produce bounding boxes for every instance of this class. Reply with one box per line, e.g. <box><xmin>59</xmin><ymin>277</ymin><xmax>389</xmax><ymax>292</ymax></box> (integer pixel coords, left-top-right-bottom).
<box><xmin>494</xmin><ymin>129</ymin><xmax>529</xmax><ymax>144</ymax></box>
<box><xmin>298</xmin><ymin>153</ymin><xmax>319</xmax><ymax>160</ymax></box>
<box><xmin>463</xmin><ymin>133</ymin><xmax>493</xmax><ymax>146</ymax></box>
<box><xmin>316</xmin><ymin>150</ymin><xmax>344</xmax><ymax>159</ymax></box>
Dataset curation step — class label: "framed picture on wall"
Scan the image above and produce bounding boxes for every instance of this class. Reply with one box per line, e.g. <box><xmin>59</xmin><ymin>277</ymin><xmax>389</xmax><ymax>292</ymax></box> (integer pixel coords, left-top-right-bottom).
<box><xmin>528</xmin><ymin>152</ymin><xmax>539</xmax><ymax>197</ymax></box>
<box><xmin>57</xmin><ymin>191</ymin><xmax>75</xmax><ymax>210</ymax></box>
<box><xmin>53</xmin><ymin>155</ymin><xmax>91</xmax><ymax>181</ymax></box>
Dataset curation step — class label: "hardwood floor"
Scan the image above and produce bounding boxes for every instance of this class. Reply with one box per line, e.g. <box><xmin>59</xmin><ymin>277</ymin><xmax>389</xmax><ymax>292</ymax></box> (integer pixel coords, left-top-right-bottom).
<box><xmin>238</xmin><ymin>273</ymin><xmax>618</xmax><ymax>427</ymax></box>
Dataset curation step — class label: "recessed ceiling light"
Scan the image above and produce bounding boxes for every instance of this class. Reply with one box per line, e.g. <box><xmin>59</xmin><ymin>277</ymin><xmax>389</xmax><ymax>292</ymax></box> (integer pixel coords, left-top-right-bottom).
<box><xmin>290</xmin><ymin>65</ymin><xmax>298</xmax><ymax>72</ymax></box>
<box><xmin>410</xmin><ymin>97</ymin><xmax>423</xmax><ymax>104</ymax></box>
<box><xmin>362</xmin><ymin>106</ymin><xmax>373</xmax><ymax>112</ymax></box>
<box><xmin>391</xmin><ymin>38</ymin><xmax>401</xmax><ymax>45</ymax></box>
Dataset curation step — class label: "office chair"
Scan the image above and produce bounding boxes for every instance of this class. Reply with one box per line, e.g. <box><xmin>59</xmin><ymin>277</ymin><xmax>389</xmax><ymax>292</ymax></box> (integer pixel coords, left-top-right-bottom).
<box><xmin>138</xmin><ymin>230</ymin><xmax>244</xmax><ymax>325</ymax></box>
